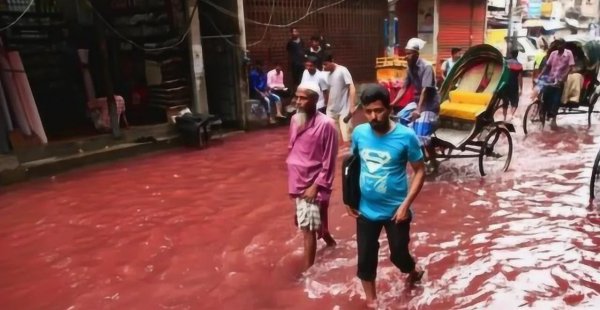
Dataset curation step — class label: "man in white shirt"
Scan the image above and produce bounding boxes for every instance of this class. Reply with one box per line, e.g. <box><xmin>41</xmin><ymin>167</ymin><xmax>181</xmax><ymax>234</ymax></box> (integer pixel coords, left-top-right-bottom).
<box><xmin>441</xmin><ymin>47</ymin><xmax>461</xmax><ymax>79</ymax></box>
<box><xmin>301</xmin><ymin>57</ymin><xmax>329</xmax><ymax>113</ymax></box>
<box><xmin>323</xmin><ymin>53</ymin><xmax>356</xmax><ymax>143</ymax></box>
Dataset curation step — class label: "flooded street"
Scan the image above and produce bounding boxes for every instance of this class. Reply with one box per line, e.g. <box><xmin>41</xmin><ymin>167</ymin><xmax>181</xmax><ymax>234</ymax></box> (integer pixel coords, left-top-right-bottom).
<box><xmin>1</xmin><ymin>95</ymin><xmax>600</xmax><ymax>309</ymax></box>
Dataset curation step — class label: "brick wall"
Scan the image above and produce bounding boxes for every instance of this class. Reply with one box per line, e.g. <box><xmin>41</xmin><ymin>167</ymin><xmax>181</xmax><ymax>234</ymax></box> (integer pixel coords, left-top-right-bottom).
<box><xmin>244</xmin><ymin>0</ymin><xmax>388</xmax><ymax>83</ymax></box>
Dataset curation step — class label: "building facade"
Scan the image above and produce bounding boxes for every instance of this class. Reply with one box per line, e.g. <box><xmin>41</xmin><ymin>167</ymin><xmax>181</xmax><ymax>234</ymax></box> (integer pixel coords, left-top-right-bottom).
<box><xmin>243</xmin><ymin>0</ymin><xmax>388</xmax><ymax>83</ymax></box>
<box><xmin>396</xmin><ymin>0</ymin><xmax>488</xmax><ymax>74</ymax></box>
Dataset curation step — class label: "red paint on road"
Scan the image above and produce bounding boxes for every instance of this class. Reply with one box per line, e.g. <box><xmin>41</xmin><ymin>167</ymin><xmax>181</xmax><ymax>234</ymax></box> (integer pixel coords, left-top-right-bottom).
<box><xmin>1</xmin><ymin>109</ymin><xmax>600</xmax><ymax>309</ymax></box>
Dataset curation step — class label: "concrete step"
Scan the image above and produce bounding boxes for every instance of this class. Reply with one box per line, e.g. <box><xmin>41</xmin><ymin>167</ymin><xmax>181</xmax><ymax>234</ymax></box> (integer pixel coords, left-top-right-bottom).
<box><xmin>1</xmin><ymin>135</ymin><xmax>181</xmax><ymax>186</ymax></box>
<box><xmin>0</xmin><ymin>128</ymin><xmax>243</xmax><ymax>187</ymax></box>
<box><xmin>14</xmin><ymin>123</ymin><xmax>178</xmax><ymax>163</ymax></box>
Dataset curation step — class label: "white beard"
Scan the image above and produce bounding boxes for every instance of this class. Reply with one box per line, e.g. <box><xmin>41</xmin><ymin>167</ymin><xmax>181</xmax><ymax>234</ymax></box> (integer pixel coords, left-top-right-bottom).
<box><xmin>295</xmin><ymin>111</ymin><xmax>307</xmax><ymax>128</ymax></box>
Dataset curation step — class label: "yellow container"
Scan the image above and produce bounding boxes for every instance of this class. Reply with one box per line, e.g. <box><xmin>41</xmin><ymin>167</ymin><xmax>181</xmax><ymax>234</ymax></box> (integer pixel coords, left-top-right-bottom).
<box><xmin>375</xmin><ymin>56</ymin><xmax>408</xmax><ymax>82</ymax></box>
<box><xmin>541</xmin><ymin>2</ymin><xmax>553</xmax><ymax>18</ymax></box>
<box><xmin>374</xmin><ymin>56</ymin><xmax>436</xmax><ymax>83</ymax></box>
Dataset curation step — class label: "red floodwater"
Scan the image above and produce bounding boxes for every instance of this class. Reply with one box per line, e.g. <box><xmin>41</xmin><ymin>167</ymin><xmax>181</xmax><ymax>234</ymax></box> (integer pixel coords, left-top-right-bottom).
<box><xmin>1</xmin><ymin>90</ymin><xmax>600</xmax><ymax>309</ymax></box>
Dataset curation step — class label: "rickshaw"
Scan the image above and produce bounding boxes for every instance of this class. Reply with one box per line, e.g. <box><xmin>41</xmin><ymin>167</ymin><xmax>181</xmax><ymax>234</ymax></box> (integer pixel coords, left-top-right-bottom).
<box><xmin>375</xmin><ymin>55</ymin><xmax>408</xmax><ymax>109</ymax></box>
<box><xmin>376</xmin><ymin>56</ymin><xmax>408</xmax><ymax>82</ymax></box>
<box><xmin>375</xmin><ymin>55</ymin><xmax>436</xmax><ymax>110</ymax></box>
<box><xmin>523</xmin><ymin>36</ymin><xmax>600</xmax><ymax>134</ymax></box>
<box><xmin>402</xmin><ymin>44</ymin><xmax>515</xmax><ymax>176</ymax></box>
<box><xmin>590</xmin><ymin>146</ymin><xmax>600</xmax><ymax>203</ymax></box>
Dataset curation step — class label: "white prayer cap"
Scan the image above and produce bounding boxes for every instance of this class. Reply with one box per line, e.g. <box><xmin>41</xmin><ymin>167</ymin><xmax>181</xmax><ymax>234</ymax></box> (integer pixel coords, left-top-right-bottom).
<box><xmin>297</xmin><ymin>82</ymin><xmax>321</xmax><ymax>94</ymax></box>
<box><xmin>405</xmin><ymin>38</ymin><xmax>426</xmax><ymax>52</ymax></box>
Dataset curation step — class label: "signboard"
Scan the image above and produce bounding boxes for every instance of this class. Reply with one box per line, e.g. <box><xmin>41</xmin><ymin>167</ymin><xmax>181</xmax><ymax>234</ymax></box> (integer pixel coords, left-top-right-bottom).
<box><xmin>528</xmin><ymin>0</ymin><xmax>542</xmax><ymax>18</ymax></box>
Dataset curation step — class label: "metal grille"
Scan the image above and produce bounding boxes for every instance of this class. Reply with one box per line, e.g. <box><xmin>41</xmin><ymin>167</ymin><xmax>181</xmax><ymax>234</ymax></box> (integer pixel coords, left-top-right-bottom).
<box><xmin>244</xmin><ymin>0</ymin><xmax>387</xmax><ymax>83</ymax></box>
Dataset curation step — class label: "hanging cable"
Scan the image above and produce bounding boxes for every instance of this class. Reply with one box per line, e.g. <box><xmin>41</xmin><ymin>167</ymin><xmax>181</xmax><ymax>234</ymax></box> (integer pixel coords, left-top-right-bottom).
<box><xmin>246</xmin><ymin>0</ymin><xmax>275</xmax><ymax>47</ymax></box>
<box><xmin>0</xmin><ymin>0</ymin><xmax>35</xmax><ymax>32</ymax></box>
<box><xmin>300</xmin><ymin>0</ymin><xmax>315</xmax><ymax>17</ymax></box>
<box><xmin>201</xmin><ymin>12</ymin><xmax>239</xmax><ymax>48</ymax></box>
<box><xmin>199</xmin><ymin>0</ymin><xmax>346</xmax><ymax>28</ymax></box>
<box><xmin>202</xmin><ymin>0</ymin><xmax>318</xmax><ymax>49</ymax></box>
<box><xmin>83</xmin><ymin>0</ymin><xmax>198</xmax><ymax>52</ymax></box>
<box><xmin>86</xmin><ymin>0</ymin><xmax>342</xmax><ymax>52</ymax></box>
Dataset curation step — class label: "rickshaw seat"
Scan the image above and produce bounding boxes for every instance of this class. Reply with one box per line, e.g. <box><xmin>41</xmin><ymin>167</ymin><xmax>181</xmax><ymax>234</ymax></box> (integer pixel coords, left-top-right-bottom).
<box><xmin>440</xmin><ymin>90</ymin><xmax>493</xmax><ymax>121</ymax></box>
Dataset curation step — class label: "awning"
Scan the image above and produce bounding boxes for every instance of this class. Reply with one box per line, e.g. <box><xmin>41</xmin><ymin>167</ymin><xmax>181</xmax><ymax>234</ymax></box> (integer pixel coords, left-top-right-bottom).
<box><xmin>565</xmin><ymin>17</ymin><xmax>597</xmax><ymax>30</ymax></box>
<box><xmin>522</xmin><ymin>19</ymin><xmax>566</xmax><ymax>30</ymax></box>
<box><xmin>488</xmin><ymin>0</ymin><xmax>507</xmax><ymax>9</ymax></box>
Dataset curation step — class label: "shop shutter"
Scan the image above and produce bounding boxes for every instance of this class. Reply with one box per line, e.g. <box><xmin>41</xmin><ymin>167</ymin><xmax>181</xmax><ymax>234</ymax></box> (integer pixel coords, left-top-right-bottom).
<box><xmin>438</xmin><ymin>0</ymin><xmax>487</xmax><ymax>71</ymax></box>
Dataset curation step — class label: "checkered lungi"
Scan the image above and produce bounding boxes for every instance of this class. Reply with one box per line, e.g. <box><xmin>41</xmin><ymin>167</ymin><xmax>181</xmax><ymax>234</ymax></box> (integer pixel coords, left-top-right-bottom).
<box><xmin>397</xmin><ymin>102</ymin><xmax>438</xmax><ymax>146</ymax></box>
<box><xmin>295</xmin><ymin>198</ymin><xmax>322</xmax><ymax>231</ymax></box>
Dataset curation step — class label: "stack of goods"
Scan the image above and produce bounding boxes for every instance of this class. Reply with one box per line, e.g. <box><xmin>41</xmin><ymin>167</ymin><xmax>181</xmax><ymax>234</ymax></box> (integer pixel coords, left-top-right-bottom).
<box><xmin>108</xmin><ymin>0</ymin><xmax>190</xmax><ymax>109</ymax></box>
<box><xmin>145</xmin><ymin>53</ymin><xmax>190</xmax><ymax>107</ymax></box>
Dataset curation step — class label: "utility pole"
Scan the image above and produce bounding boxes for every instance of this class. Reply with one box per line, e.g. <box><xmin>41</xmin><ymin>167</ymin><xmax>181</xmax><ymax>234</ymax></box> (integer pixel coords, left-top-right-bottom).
<box><xmin>388</xmin><ymin>1</ymin><xmax>396</xmax><ymax>55</ymax></box>
<box><xmin>186</xmin><ymin>0</ymin><xmax>209</xmax><ymax>115</ymax></box>
<box><xmin>236</xmin><ymin>0</ymin><xmax>249</xmax><ymax>130</ymax></box>
<box><xmin>93</xmin><ymin>7</ymin><xmax>121</xmax><ymax>139</ymax></box>
<box><xmin>506</xmin><ymin>0</ymin><xmax>514</xmax><ymax>56</ymax></box>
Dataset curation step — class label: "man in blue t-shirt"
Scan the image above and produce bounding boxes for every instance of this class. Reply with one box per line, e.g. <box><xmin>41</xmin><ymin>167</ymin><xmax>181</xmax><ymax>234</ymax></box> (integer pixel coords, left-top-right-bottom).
<box><xmin>347</xmin><ymin>84</ymin><xmax>426</xmax><ymax>307</ymax></box>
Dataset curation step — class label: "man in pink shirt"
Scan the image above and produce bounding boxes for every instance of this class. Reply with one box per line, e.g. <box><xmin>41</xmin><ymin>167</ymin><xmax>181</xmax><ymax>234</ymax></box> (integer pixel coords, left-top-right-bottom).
<box><xmin>267</xmin><ymin>63</ymin><xmax>287</xmax><ymax>91</ymax></box>
<box><xmin>540</xmin><ymin>38</ymin><xmax>575</xmax><ymax>129</ymax></box>
<box><xmin>267</xmin><ymin>63</ymin><xmax>290</xmax><ymax>110</ymax></box>
<box><xmin>287</xmin><ymin>82</ymin><xmax>338</xmax><ymax>270</ymax></box>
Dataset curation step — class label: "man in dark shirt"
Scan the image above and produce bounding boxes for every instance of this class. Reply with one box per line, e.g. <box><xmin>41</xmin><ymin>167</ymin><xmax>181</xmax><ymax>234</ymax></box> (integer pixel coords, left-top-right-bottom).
<box><xmin>503</xmin><ymin>49</ymin><xmax>523</xmax><ymax>121</ymax></box>
<box><xmin>286</xmin><ymin>27</ymin><xmax>306</xmax><ymax>90</ymax></box>
<box><xmin>306</xmin><ymin>35</ymin><xmax>326</xmax><ymax>70</ymax></box>
<box><xmin>391</xmin><ymin>38</ymin><xmax>440</xmax><ymax>169</ymax></box>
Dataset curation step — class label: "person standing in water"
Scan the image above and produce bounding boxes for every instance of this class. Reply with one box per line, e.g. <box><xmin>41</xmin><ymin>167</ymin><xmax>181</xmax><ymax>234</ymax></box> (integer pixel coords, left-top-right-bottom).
<box><xmin>348</xmin><ymin>84</ymin><xmax>426</xmax><ymax>308</ymax></box>
<box><xmin>287</xmin><ymin>82</ymin><xmax>338</xmax><ymax>270</ymax></box>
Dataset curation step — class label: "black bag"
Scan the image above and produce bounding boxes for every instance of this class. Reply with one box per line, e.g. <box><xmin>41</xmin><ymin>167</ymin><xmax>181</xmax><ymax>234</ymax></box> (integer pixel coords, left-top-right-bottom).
<box><xmin>342</xmin><ymin>150</ymin><xmax>361</xmax><ymax>210</ymax></box>
<box><xmin>175</xmin><ymin>113</ymin><xmax>215</xmax><ymax>148</ymax></box>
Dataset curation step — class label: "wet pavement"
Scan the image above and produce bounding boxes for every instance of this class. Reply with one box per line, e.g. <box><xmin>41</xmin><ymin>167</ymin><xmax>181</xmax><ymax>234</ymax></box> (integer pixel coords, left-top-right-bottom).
<box><xmin>1</xmin><ymin>86</ymin><xmax>600</xmax><ymax>309</ymax></box>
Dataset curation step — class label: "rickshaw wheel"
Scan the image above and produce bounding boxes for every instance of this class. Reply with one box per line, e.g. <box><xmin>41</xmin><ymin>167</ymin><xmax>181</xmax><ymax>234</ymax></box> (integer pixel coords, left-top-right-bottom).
<box><xmin>478</xmin><ymin>127</ymin><xmax>513</xmax><ymax>176</ymax></box>
<box><xmin>590</xmin><ymin>148</ymin><xmax>600</xmax><ymax>203</ymax></box>
<box><xmin>589</xmin><ymin>93</ymin><xmax>599</xmax><ymax>127</ymax></box>
<box><xmin>523</xmin><ymin>101</ymin><xmax>544</xmax><ymax>135</ymax></box>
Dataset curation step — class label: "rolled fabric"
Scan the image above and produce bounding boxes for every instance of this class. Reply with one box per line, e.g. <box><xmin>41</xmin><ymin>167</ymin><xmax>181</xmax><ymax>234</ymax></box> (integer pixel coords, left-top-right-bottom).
<box><xmin>0</xmin><ymin>78</ymin><xmax>12</xmax><ymax>131</ymax></box>
<box><xmin>8</xmin><ymin>51</ymin><xmax>47</xmax><ymax>144</ymax></box>
<box><xmin>0</xmin><ymin>53</ymin><xmax>30</xmax><ymax>136</ymax></box>
<box><xmin>77</xmin><ymin>49</ymin><xmax>97</xmax><ymax>106</ymax></box>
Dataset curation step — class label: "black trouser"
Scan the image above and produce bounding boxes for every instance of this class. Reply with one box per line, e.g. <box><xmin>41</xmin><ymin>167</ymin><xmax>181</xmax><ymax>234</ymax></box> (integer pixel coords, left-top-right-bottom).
<box><xmin>291</xmin><ymin>64</ymin><xmax>304</xmax><ymax>89</ymax></box>
<box><xmin>503</xmin><ymin>89</ymin><xmax>519</xmax><ymax>109</ymax></box>
<box><xmin>356</xmin><ymin>214</ymin><xmax>415</xmax><ymax>282</ymax></box>
<box><xmin>542</xmin><ymin>84</ymin><xmax>563</xmax><ymax>118</ymax></box>
<box><xmin>271</xmin><ymin>88</ymin><xmax>290</xmax><ymax>99</ymax></box>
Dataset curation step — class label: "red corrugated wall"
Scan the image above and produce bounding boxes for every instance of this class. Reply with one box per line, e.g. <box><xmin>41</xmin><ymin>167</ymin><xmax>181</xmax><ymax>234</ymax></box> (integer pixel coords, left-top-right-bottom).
<box><xmin>437</xmin><ymin>0</ymin><xmax>487</xmax><ymax>70</ymax></box>
<box><xmin>244</xmin><ymin>0</ymin><xmax>387</xmax><ymax>83</ymax></box>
